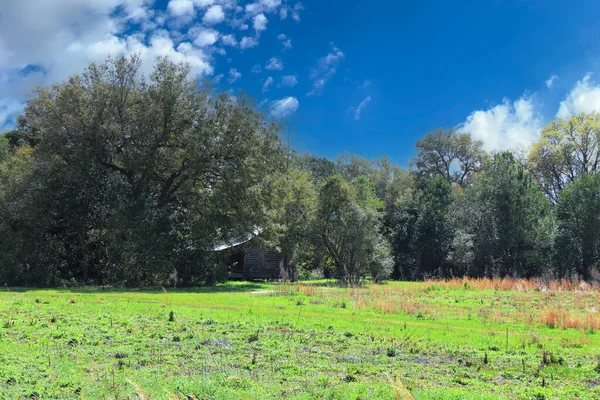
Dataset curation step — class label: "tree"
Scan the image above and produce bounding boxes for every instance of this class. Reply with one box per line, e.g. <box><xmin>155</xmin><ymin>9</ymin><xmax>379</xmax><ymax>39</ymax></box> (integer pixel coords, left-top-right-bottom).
<box><xmin>455</xmin><ymin>152</ymin><xmax>555</xmax><ymax>278</ymax></box>
<box><xmin>412</xmin><ymin>128</ymin><xmax>485</xmax><ymax>186</ymax></box>
<box><xmin>314</xmin><ymin>175</ymin><xmax>392</xmax><ymax>284</ymax></box>
<box><xmin>269</xmin><ymin>169</ymin><xmax>317</xmax><ymax>280</ymax></box>
<box><xmin>529</xmin><ymin>112</ymin><xmax>600</xmax><ymax>202</ymax></box>
<box><xmin>554</xmin><ymin>172</ymin><xmax>600</xmax><ymax>280</ymax></box>
<box><xmin>407</xmin><ymin>176</ymin><xmax>454</xmax><ymax>278</ymax></box>
<box><xmin>0</xmin><ymin>56</ymin><xmax>286</xmax><ymax>286</ymax></box>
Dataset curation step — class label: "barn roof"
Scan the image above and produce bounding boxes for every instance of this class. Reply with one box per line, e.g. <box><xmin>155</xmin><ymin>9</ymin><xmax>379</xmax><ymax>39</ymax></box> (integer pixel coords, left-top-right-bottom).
<box><xmin>211</xmin><ymin>226</ymin><xmax>262</xmax><ymax>252</ymax></box>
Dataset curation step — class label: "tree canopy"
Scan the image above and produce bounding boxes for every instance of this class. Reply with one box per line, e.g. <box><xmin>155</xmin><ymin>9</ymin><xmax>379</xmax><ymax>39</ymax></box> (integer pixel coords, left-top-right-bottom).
<box><xmin>1</xmin><ymin>56</ymin><xmax>600</xmax><ymax>286</ymax></box>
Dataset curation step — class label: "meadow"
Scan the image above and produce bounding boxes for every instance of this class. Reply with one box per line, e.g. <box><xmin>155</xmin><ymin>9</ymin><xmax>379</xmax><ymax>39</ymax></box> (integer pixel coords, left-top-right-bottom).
<box><xmin>1</xmin><ymin>278</ymin><xmax>599</xmax><ymax>399</ymax></box>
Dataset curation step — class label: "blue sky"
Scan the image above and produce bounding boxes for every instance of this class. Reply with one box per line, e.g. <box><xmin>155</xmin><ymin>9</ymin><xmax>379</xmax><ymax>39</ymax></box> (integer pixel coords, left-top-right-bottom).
<box><xmin>2</xmin><ymin>0</ymin><xmax>600</xmax><ymax>165</ymax></box>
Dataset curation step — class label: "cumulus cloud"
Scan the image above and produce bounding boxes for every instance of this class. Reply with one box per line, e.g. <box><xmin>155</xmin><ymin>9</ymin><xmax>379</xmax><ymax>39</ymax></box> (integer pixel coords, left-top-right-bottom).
<box><xmin>307</xmin><ymin>43</ymin><xmax>344</xmax><ymax>96</ymax></box>
<box><xmin>545</xmin><ymin>75</ymin><xmax>558</xmax><ymax>89</ymax></box>
<box><xmin>193</xmin><ymin>0</ymin><xmax>215</xmax><ymax>7</ymax></box>
<box><xmin>168</xmin><ymin>0</ymin><xmax>195</xmax><ymax>17</ymax></box>
<box><xmin>245</xmin><ymin>0</ymin><xmax>282</xmax><ymax>16</ymax></box>
<box><xmin>277</xmin><ymin>34</ymin><xmax>292</xmax><ymax>49</ymax></box>
<box><xmin>280</xmin><ymin>75</ymin><xmax>298</xmax><ymax>87</ymax></box>
<box><xmin>458</xmin><ymin>96</ymin><xmax>543</xmax><ymax>152</ymax></box>
<box><xmin>213</xmin><ymin>73</ymin><xmax>224</xmax><ymax>84</ymax></box>
<box><xmin>202</xmin><ymin>5</ymin><xmax>225</xmax><ymax>25</ymax></box>
<box><xmin>220</xmin><ymin>34</ymin><xmax>238</xmax><ymax>47</ymax></box>
<box><xmin>354</xmin><ymin>95</ymin><xmax>372</xmax><ymax>120</ymax></box>
<box><xmin>251</xmin><ymin>64</ymin><xmax>262</xmax><ymax>73</ymax></box>
<box><xmin>253</xmin><ymin>13</ymin><xmax>268</xmax><ymax>35</ymax></box>
<box><xmin>265</xmin><ymin>57</ymin><xmax>284</xmax><ymax>71</ymax></box>
<box><xmin>270</xmin><ymin>96</ymin><xmax>299</xmax><ymax>118</ymax></box>
<box><xmin>556</xmin><ymin>73</ymin><xmax>600</xmax><ymax>118</ymax></box>
<box><xmin>0</xmin><ymin>1</ymin><xmax>215</xmax><ymax>129</ymax></box>
<box><xmin>228</xmin><ymin>68</ymin><xmax>241</xmax><ymax>83</ymax></box>
<box><xmin>279</xmin><ymin>7</ymin><xmax>288</xmax><ymax>19</ymax></box>
<box><xmin>291</xmin><ymin>2</ymin><xmax>304</xmax><ymax>21</ymax></box>
<box><xmin>193</xmin><ymin>27</ymin><xmax>219</xmax><ymax>47</ymax></box>
<box><xmin>262</xmin><ymin>76</ymin><xmax>274</xmax><ymax>92</ymax></box>
<box><xmin>0</xmin><ymin>98</ymin><xmax>25</xmax><ymax>129</ymax></box>
<box><xmin>240</xmin><ymin>36</ymin><xmax>259</xmax><ymax>50</ymax></box>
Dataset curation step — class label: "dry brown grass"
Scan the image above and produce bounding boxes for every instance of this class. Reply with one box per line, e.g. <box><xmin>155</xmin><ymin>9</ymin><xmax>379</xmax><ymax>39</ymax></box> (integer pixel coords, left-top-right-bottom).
<box><xmin>296</xmin><ymin>283</ymin><xmax>316</xmax><ymax>296</ymax></box>
<box><xmin>541</xmin><ymin>307</ymin><xmax>600</xmax><ymax>330</ymax></box>
<box><xmin>388</xmin><ymin>375</ymin><xmax>415</xmax><ymax>400</ymax></box>
<box><xmin>423</xmin><ymin>277</ymin><xmax>600</xmax><ymax>293</ymax></box>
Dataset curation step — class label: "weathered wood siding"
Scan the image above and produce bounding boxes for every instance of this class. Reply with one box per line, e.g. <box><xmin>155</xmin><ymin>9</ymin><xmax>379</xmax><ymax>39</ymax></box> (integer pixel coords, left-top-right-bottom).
<box><xmin>243</xmin><ymin>248</ymin><xmax>282</xmax><ymax>279</ymax></box>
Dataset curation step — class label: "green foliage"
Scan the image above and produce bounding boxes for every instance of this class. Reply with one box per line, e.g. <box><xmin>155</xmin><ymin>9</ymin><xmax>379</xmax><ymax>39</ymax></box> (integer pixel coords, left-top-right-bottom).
<box><xmin>0</xmin><ymin>56</ymin><xmax>286</xmax><ymax>286</ymax></box>
<box><xmin>314</xmin><ymin>175</ymin><xmax>392</xmax><ymax>283</ymax></box>
<box><xmin>412</xmin><ymin>128</ymin><xmax>485</xmax><ymax>186</ymax></box>
<box><xmin>529</xmin><ymin>112</ymin><xmax>600</xmax><ymax>202</ymax></box>
<box><xmin>554</xmin><ymin>172</ymin><xmax>600</xmax><ymax>280</ymax></box>
<box><xmin>450</xmin><ymin>152</ymin><xmax>555</xmax><ymax>278</ymax></box>
<box><xmin>2</xmin><ymin>52</ymin><xmax>600</xmax><ymax>286</ymax></box>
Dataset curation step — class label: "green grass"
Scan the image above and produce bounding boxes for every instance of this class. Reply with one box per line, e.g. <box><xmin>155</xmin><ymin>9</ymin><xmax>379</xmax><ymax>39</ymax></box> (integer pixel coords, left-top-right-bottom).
<box><xmin>1</xmin><ymin>281</ymin><xmax>599</xmax><ymax>399</ymax></box>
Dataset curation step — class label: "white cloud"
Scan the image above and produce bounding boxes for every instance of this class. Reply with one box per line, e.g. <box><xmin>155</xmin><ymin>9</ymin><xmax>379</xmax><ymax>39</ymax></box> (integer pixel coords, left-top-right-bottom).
<box><xmin>245</xmin><ymin>0</ymin><xmax>282</xmax><ymax>16</ymax></box>
<box><xmin>253</xmin><ymin>13</ymin><xmax>268</xmax><ymax>35</ymax></box>
<box><xmin>458</xmin><ymin>96</ymin><xmax>543</xmax><ymax>152</ymax></box>
<box><xmin>265</xmin><ymin>57</ymin><xmax>284</xmax><ymax>71</ymax></box>
<box><xmin>292</xmin><ymin>2</ymin><xmax>304</xmax><ymax>21</ymax></box>
<box><xmin>270</xmin><ymin>96</ymin><xmax>299</xmax><ymax>118</ymax></box>
<box><xmin>228</xmin><ymin>68</ymin><xmax>241</xmax><ymax>83</ymax></box>
<box><xmin>307</xmin><ymin>43</ymin><xmax>344</xmax><ymax>96</ymax></box>
<box><xmin>354</xmin><ymin>95</ymin><xmax>372</xmax><ymax>120</ymax></box>
<box><xmin>359</xmin><ymin>80</ymin><xmax>371</xmax><ymax>89</ymax></box>
<box><xmin>556</xmin><ymin>73</ymin><xmax>600</xmax><ymax>118</ymax></box>
<box><xmin>213</xmin><ymin>73</ymin><xmax>224</xmax><ymax>84</ymax></box>
<box><xmin>0</xmin><ymin>1</ymin><xmax>214</xmax><ymax>130</ymax></box>
<box><xmin>262</xmin><ymin>76</ymin><xmax>273</xmax><ymax>92</ymax></box>
<box><xmin>0</xmin><ymin>98</ymin><xmax>25</xmax><ymax>129</ymax></box>
<box><xmin>545</xmin><ymin>75</ymin><xmax>558</xmax><ymax>89</ymax></box>
<box><xmin>279</xmin><ymin>7</ymin><xmax>288</xmax><ymax>19</ymax></box>
<box><xmin>240</xmin><ymin>36</ymin><xmax>259</xmax><ymax>50</ymax></box>
<box><xmin>280</xmin><ymin>75</ymin><xmax>298</xmax><ymax>87</ymax></box>
<box><xmin>251</xmin><ymin>64</ymin><xmax>262</xmax><ymax>73</ymax></box>
<box><xmin>168</xmin><ymin>0</ymin><xmax>195</xmax><ymax>17</ymax></box>
<box><xmin>193</xmin><ymin>28</ymin><xmax>219</xmax><ymax>47</ymax></box>
<box><xmin>277</xmin><ymin>34</ymin><xmax>292</xmax><ymax>49</ymax></box>
<box><xmin>202</xmin><ymin>5</ymin><xmax>225</xmax><ymax>25</ymax></box>
<box><xmin>220</xmin><ymin>34</ymin><xmax>238</xmax><ymax>47</ymax></box>
<box><xmin>193</xmin><ymin>0</ymin><xmax>214</xmax><ymax>7</ymax></box>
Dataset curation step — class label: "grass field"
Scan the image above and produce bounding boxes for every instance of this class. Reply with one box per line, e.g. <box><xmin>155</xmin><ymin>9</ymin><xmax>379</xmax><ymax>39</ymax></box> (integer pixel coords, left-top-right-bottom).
<box><xmin>1</xmin><ymin>279</ymin><xmax>600</xmax><ymax>399</ymax></box>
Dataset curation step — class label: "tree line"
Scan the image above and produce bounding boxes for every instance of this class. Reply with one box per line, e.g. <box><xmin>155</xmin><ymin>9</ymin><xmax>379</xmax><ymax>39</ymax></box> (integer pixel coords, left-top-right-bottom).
<box><xmin>1</xmin><ymin>57</ymin><xmax>599</xmax><ymax>286</ymax></box>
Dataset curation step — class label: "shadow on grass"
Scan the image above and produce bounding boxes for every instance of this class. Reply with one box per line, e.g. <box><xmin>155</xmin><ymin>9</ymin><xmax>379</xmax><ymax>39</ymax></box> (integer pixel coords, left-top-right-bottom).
<box><xmin>0</xmin><ymin>282</ymin><xmax>268</xmax><ymax>295</ymax></box>
<box><xmin>1</xmin><ymin>279</ymin><xmax>368</xmax><ymax>294</ymax></box>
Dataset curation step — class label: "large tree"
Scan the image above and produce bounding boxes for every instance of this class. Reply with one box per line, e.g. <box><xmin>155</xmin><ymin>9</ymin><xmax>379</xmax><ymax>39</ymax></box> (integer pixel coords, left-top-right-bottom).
<box><xmin>529</xmin><ymin>112</ymin><xmax>600</xmax><ymax>202</ymax></box>
<box><xmin>0</xmin><ymin>56</ymin><xmax>286</xmax><ymax>286</ymax></box>
<box><xmin>412</xmin><ymin>128</ymin><xmax>485</xmax><ymax>186</ymax></box>
<box><xmin>554</xmin><ymin>172</ymin><xmax>600</xmax><ymax>280</ymax></box>
<box><xmin>453</xmin><ymin>152</ymin><xmax>555</xmax><ymax>278</ymax></box>
<box><xmin>314</xmin><ymin>174</ymin><xmax>392</xmax><ymax>284</ymax></box>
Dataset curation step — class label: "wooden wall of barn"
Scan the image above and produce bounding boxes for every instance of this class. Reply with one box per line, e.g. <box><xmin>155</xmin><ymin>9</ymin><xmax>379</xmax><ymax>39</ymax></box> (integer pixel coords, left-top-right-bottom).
<box><xmin>243</xmin><ymin>248</ymin><xmax>282</xmax><ymax>279</ymax></box>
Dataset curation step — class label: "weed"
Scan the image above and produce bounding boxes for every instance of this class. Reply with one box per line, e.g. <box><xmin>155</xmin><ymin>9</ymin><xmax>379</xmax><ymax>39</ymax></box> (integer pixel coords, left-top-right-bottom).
<box><xmin>388</xmin><ymin>375</ymin><xmax>415</xmax><ymax>400</ymax></box>
<box><xmin>168</xmin><ymin>311</ymin><xmax>175</xmax><ymax>322</ymax></box>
